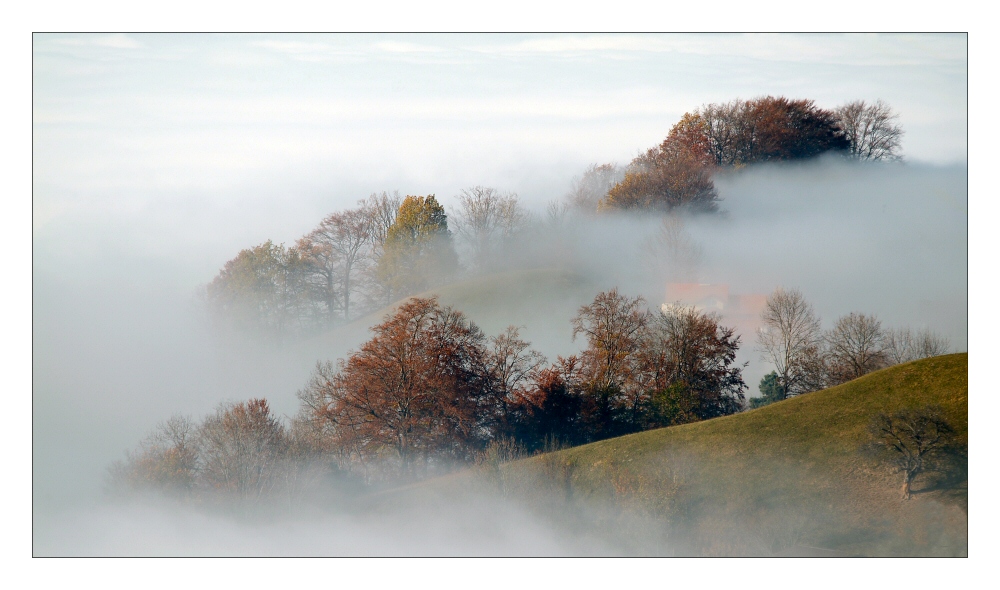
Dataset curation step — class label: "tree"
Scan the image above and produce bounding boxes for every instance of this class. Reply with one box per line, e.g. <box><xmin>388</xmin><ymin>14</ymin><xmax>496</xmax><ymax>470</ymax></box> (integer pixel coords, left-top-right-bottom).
<box><xmin>299</xmin><ymin>208</ymin><xmax>372</xmax><ymax>322</ymax></box>
<box><xmin>358</xmin><ymin>191</ymin><xmax>403</xmax><ymax>307</ymax></box>
<box><xmin>696</xmin><ymin>96</ymin><xmax>849</xmax><ymax>167</ymax></box>
<box><xmin>570</xmin><ymin>289</ymin><xmax>650</xmax><ymax>438</ymax></box>
<box><xmin>756</xmin><ymin>287</ymin><xmax>825</xmax><ymax>397</ymax></box>
<box><xmin>748</xmin><ymin>371</ymin><xmax>786</xmax><ymax>410</ymax></box>
<box><xmin>834</xmin><ymin>100</ymin><xmax>904</xmax><ymax>161</ymax></box>
<box><xmin>376</xmin><ymin>195</ymin><xmax>458</xmax><ymax>300</ymax></box>
<box><xmin>824</xmin><ymin>312</ymin><xmax>887</xmax><ymax>385</ymax></box>
<box><xmin>866</xmin><ymin>406</ymin><xmax>957</xmax><ymax>499</ymax></box>
<box><xmin>107</xmin><ymin>415</ymin><xmax>198</xmax><ymax>496</ymax></box>
<box><xmin>884</xmin><ymin>326</ymin><xmax>951</xmax><ymax>365</ymax></box>
<box><xmin>484</xmin><ymin>325</ymin><xmax>546</xmax><ymax>436</ymax></box>
<box><xmin>602</xmin><ymin>114</ymin><xmax>719</xmax><ymax>212</ymax></box>
<box><xmin>197</xmin><ymin>398</ymin><xmax>290</xmax><ymax>502</ymax></box>
<box><xmin>566</xmin><ymin>163</ymin><xmax>624</xmax><ymax>212</ymax></box>
<box><xmin>205</xmin><ymin>240</ymin><xmax>316</xmax><ymax>341</ymax></box>
<box><xmin>298</xmin><ymin>297</ymin><xmax>490</xmax><ymax>478</ymax></box>
<box><xmin>452</xmin><ymin>186</ymin><xmax>529</xmax><ymax>271</ymax></box>
<box><xmin>641</xmin><ymin>214</ymin><xmax>703</xmax><ymax>282</ymax></box>
<box><xmin>640</xmin><ymin>304</ymin><xmax>747</xmax><ymax>424</ymax></box>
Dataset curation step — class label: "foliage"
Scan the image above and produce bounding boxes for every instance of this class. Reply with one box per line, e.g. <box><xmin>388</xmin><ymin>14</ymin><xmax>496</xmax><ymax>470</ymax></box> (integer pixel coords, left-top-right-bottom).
<box><xmin>377</xmin><ymin>195</ymin><xmax>458</xmax><ymax>299</ymax></box>
<box><xmin>697</xmin><ymin>96</ymin><xmax>850</xmax><ymax>167</ymax></box>
<box><xmin>204</xmin><ymin>240</ymin><xmax>318</xmax><ymax>341</ymax></box>
<box><xmin>602</xmin><ymin>114</ymin><xmax>718</xmax><ymax>212</ymax></box>
<box><xmin>749</xmin><ymin>371</ymin><xmax>786</xmax><ymax>409</ymax></box>
<box><xmin>297</xmin><ymin>297</ymin><xmax>492</xmax><ymax>479</ymax></box>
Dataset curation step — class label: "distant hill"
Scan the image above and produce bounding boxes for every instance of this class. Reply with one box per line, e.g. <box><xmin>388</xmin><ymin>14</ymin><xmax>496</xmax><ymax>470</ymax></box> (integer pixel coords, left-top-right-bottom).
<box><xmin>379</xmin><ymin>353</ymin><xmax>967</xmax><ymax>556</ymax></box>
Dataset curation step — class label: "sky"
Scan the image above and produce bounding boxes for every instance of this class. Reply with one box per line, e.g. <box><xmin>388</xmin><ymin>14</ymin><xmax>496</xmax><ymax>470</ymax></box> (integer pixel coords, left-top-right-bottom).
<box><xmin>29</xmin><ymin>32</ymin><xmax>973</xmax><ymax>561</ymax></box>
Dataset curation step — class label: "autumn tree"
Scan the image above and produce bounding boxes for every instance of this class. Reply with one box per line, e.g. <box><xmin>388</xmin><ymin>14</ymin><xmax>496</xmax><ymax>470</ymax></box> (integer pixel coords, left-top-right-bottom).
<box><xmin>697</xmin><ymin>96</ymin><xmax>849</xmax><ymax>167</ymax></box>
<box><xmin>756</xmin><ymin>287</ymin><xmax>825</xmax><ymax>397</ymax></box>
<box><xmin>205</xmin><ymin>240</ymin><xmax>316</xmax><ymax>341</ymax></box>
<box><xmin>866</xmin><ymin>406</ymin><xmax>957</xmax><ymax>500</ymax></box>
<box><xmin>602</xmin><ymin>113</ymin><xmax>718</xmax><ymax>212</ymax></box>
<box><xmin>107</xmin><ymin>415</ymin><xmax>198</xmax><ymax>496</ymax></box>
<box><xmin>197</xmin><ymin>398</ymin><xmax>290</xmax><ymax>502</ymax></box>
<box><xmin>297</xmin><ymin>297</ymin><xmax>490</xmax><ymax>478</ymax></box>
<box><xmin>452</xmin><ymin>186</ymin><xmax>530</xmax><ymax>271</ymax></box>
<box><xmin>376</xmin><ymin>195</ymin><xmax>458</xmax><ymax>300</ymax></box>
<box><xmin>483</xmin><ymin>325</ymin><xmax>547</xmax><ymax>435</ymax></box>
<box><xmin>569</xmin><ymin>289</ymin><xmax>650</xmax><ymax>437</ymax></box>
<box><xmin>824</xmin><ymin>312</ymin><xmax>888</xmax><ymax>385</ymax></box>
<box><xmin>834</xmin><ymin>100</ymin><xmax>904</xmax><ymax>161</ymax></box>
<box><xmin>641</xmin><ymin>304</ymin><xmax>747</xmax><ymax>425</ymax></box>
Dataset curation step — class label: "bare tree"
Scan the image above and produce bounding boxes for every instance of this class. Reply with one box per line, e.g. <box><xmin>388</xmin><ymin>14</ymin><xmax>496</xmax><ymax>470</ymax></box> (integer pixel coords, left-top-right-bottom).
<box><xmin>572</xmin><ymin>289</ymin><xmax>650</xmax><ymax>392</ymax></box>
<box><xmin>866</xmin><ymin>406</ymin><xmax>956</xmax><ymax>500</ymax></box>
<box><xmin>107</xmin><ymin>415</ymin><xmax>199</xmax><ymax>496</ymax></box>
<box><xmin>358</xmin><ymin>190</ymin><xmax>403</xmax><ymax>307</ymax></box>
<box><xmin>360</xmin><ymin>190</ymin><xmax>403</xmax><ymax>258</ymax></box>
<box><xmin>834</xmin><ymin>99</ymin><xmax>904</xmax><ymax>161</ymax></box>
<box><xmin>566</xmin><ymin>163</ymin><xmax>624</xmax><ymax>212</ymax></box>
<box><xmin>197</xmin><ymin>398</ymin><xmax>289</xmax><ymax>502</ymax></box>
<box><xmin>302</xmin><ymin>208</ymin><xmax>372</xmax><ymax>322</ymax></box>
<box><xmin>452</xmin><ymin>186</ymin><xmax>529</xmax><ymax>271</ymax></box>
<box><xmin>485</xmin><ymin>325</ymin><xmax>547</xmax><ymax>431</ymax></box>
<box><xmin>824</xmin><ymin>312</ymin><xmax>888</xmax><ymax>384</ymax></box>
<box><xmin>756</xmin><ymin>288</ymin><xmax>824</xmax><ymax>397</ymax></box>
<box><xmin>884</xmin><ymin>326</ymin><xmax>951</xmax><ymax>365</ymax></box>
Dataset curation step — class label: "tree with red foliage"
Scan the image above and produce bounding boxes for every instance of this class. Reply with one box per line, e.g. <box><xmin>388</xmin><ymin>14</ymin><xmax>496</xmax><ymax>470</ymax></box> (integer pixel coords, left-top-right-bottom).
<box><xmin>298</xmin><ymin>297</ymin><xmax>491</xmax><ymax>478</ymax></box>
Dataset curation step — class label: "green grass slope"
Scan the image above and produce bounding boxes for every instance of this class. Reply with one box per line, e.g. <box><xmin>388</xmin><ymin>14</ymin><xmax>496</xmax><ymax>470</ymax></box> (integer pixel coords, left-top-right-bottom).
<box><xmin>499</xmin><ymin>353</ymin><xmax>967</xmax><ymax>556</ymax></box>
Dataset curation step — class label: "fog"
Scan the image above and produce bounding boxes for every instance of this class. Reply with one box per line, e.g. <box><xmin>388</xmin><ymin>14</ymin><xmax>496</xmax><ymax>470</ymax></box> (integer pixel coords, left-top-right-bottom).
<box><xmin>32</xmin><ymin>33</ymin><xmax>967</xmax><ymax>556</ymax></box>
<box><xmin>33</xmin><ymin>156</ymin><xmax>966</xmax><ymax>555</ymax></box>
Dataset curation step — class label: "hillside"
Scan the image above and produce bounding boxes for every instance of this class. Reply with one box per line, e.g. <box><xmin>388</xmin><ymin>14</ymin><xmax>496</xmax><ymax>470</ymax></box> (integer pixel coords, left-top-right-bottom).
<box><xmin>396</xmin><ymin>353</ymin><xmax>967</xmax><ymax>556</ymax></box>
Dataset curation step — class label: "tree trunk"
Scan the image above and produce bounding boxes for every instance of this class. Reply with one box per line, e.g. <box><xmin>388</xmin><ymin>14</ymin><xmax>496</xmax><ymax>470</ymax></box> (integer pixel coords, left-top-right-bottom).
<box><xmin>901</xmin><ymin>471</ymin><xmax>913</xmax><ymax>500</ymax></box>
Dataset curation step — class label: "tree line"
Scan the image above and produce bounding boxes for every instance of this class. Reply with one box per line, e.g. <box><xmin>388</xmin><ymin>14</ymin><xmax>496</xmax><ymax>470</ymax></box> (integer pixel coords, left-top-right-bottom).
<box><xmin>204</xmin><ymin>96</ymin><xmax>903</xmax><ymax>343</ymax></box>
<box><xmin>569</xmin><ymin>97</ymin><xmax>904</xmax><ymax>213</ymax></box>
<box><xmin>750</xmin><ymin>287</ymin><xmax>950</xmax><ymax>408</ymax></box>
<box><xmin>114</xmin><ymin>285</ymin><xmax>952</xmax><ymax>496</ymax></box>
<box><xmin>114</xmin><ymin>288</ymin><xmax>750</xmax><ymax>493</ymax></box>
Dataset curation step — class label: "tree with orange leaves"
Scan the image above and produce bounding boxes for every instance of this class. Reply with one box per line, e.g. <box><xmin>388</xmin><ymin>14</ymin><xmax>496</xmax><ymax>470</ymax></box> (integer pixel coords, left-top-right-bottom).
<box><xmin>298</xmin><ymin>297</ymin><xmax>492</xmax><ymax>478</ymax></box>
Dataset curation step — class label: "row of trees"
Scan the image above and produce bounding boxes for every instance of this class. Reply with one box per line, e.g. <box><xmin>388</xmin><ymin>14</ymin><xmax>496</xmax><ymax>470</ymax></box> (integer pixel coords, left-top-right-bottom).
<box><xmin>753</xmin><ymin>287</ymin><xmax>950</xmax><ymax>405</ymax></box>
<box><xmin>116</xmin><ymin>289</ymin><xmax>749</xmax><ymax>491</ymax></box>
<box><xmin>573</xmin><ymin>97</ymin><xmax>903</xmax><ymax>213</ymax></box>
<box><xmin>291</xmin><ymin>289</ymin><xmax>747</xmax><ymax>481</ymax></box>
<box><xmin>107</xmin><ymin>399</ymin><xmax>320</xmax><ymax>503</ymax></box>
<box><xmin>205</xmin><ymin>189</ymin><xmax>534</xmax><ymax>341</ymax></box>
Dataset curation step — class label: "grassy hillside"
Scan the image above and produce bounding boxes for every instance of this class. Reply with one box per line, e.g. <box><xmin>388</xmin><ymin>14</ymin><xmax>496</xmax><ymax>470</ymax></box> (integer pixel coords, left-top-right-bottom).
<box><xmin>408</xmin><ymin>353</ymin><xmax>967</xmax><ymax>556</ymax></box>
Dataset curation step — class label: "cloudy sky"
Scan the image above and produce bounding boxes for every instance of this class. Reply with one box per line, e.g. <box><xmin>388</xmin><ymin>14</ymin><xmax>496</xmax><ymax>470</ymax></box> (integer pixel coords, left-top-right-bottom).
<box><xmin>33</xmin><ymin>34</ymin><xmax>966</xmax><ymax>236</ymax></box>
